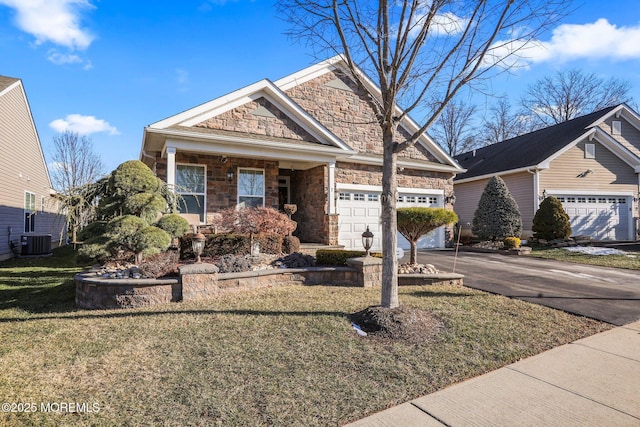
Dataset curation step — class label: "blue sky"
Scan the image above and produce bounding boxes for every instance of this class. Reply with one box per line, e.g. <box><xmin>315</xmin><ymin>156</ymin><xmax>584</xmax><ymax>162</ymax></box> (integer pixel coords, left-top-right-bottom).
<box><xmin>3</xmin><ymin>0</ymin><xmax>640</xmax><ymax>173</ymax></box>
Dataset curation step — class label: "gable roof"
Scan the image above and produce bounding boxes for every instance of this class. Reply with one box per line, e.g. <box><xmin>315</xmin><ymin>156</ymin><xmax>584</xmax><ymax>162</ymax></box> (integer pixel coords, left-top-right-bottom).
<box><xmin>0</xmin><ymin>75</ymin><xmax>54</xmax><ymax>190</ymax></box>
<box><xmin>275</xmin><ymin>55</ymin><xmax>461</xmax><ymax>169</ymax></box>
<box><xmin>142</xmin><ymin>56</ymin><xmax>463</xmax><ymax>173</ymax></box>
<box><xmin>454</xmin><ymin>105</ymin><xmax>624</xmax><ymax>181</ymax></box>
<box><xmin>0</xmin><ymin>75</ymin><xmax>20</xmax><ymax>95</ymax></box>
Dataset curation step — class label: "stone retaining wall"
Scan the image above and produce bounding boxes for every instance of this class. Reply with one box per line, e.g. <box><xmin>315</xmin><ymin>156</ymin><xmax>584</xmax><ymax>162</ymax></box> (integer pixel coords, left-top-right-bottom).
<box><xmin>76</xmin><ymin>263</ymin><xmax>464</xmax><ymax>310</ymax></box>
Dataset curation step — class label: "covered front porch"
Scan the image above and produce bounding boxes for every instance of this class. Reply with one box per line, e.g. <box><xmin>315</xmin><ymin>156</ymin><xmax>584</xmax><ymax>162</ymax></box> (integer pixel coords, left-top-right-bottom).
<box><xmin>148</xmin><ymin>131</ymin><xmax>349</xmax><ymax>245</ymax></box>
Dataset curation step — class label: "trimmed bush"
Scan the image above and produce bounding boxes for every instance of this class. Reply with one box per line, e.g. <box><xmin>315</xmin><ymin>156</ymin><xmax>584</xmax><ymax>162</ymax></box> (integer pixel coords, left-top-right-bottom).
<box><xmin>532</xmin><ymin>196</ymin><xmax>572</xmax><ymax>240</ymax></box>
<box><xmin>133</xmin><ymin>226</ymin><xmax>171</xmax><ymax>261</ymax></box>
<box><xmin>138</xmin><ymin>249</ymin><xmax>180</xmax><ymax>278</ymax></box>
<box><xmin>472</xmin><ymin>176</ymin><xmax>522</xmax><ymax>240</ymax></box>
<box><xmin>106</xmin><ymin>215</ymin><xmax>146</xmax><ymax>249</ymax></box>
<box><xmin>503</xmin><ymin>237</ymin><xmax>521</xmax><ymax>249</ymax></box>
<box><xmin>124</xmin><ymin>193</ymin><xmax>166</xmax><ymax>224</ymax></box>
<box><xmin>156</xmin><ymin>214</ymin><xmax>191</xmax><ymax>238</ymax></box>
<box><xmin>316</xmin><ymin>250</ymin><xmax>367</xmax><ymax>266</ymax></box>
<box><xmin>216</xmin><ymin>255</ymin><xmax>253</xmax><ymax>273</ymax></box>
<box><xmin>278</xmin><ymin>252</ymin><xmax>315</xmax><ymax>268</ymax></box>
<box><xmin>76</xmin><ymin>221</ymin><xmax>107</xmax><ymax>242</ymax></box>
<box><xmin>179</xmin><ymin>233</ymin><xmax>284</xmax><ymax>260</ymax></box>
<box><xmin>397</xmin><ymin>207</ymin><xmax>458</xmax><ymax>264</ymax></box>
<box><xmin>283</xmin><ymin>235</ymin><xmax>301</xmax><ymax>254</ymax></box>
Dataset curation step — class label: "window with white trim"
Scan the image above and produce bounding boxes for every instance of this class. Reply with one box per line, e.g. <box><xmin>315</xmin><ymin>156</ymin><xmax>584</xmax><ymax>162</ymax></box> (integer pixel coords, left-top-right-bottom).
<box><xmin>176</xmin><ymin>164</ymin><xmax>206</xmax><ymax>222</ymax></box>
<box><xmin>339</xmin><ymin>192</ymin><xmax>350</xmax><ymax>201</ymax></box>
<box><xmin>367</xmin><ymin>194</ymin><xmax>379</xmax><ymax>202</ymax></box>
<box><xmin>238</xmin><ymin>168</ymin><xmax>264</xmax><ymax>208</ymax></box>
<box><xmin>353</xmin><ymin>193</ymin><xmax>365</xmax><ymax>201</ymax></box>
<box><xmin>24</xmin><ymin>191</ymin><xmax>36</xmax><ymax>233</ymax></box>
<box><xmin>612</xmin><ymin>120</ymin><xmax>622</xmax><ymax>135</ymax></box>
<box><xmin>41</xmin><ymin>196</ymin><xmax>46</xmax><ymax>213</ymax></box>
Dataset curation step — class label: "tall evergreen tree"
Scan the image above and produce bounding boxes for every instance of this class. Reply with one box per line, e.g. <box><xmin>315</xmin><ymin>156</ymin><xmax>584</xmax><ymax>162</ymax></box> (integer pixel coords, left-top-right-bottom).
<box><xmin>532</xmin><ymin>196</ymin><xmax>572</xmax><ymax>240</ymax></box>
<box><xmin>472</xmin><ymin>176</ymin><xmax>522</xmax><ymax>240</ymax></box>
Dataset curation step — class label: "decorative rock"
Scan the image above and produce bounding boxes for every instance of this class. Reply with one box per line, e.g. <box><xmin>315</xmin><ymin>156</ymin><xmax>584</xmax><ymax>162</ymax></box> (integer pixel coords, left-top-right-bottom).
<box><xmin>398</xmin><ymin>263</ymin><xmax>439</xmax><ymax>274</ymax></box>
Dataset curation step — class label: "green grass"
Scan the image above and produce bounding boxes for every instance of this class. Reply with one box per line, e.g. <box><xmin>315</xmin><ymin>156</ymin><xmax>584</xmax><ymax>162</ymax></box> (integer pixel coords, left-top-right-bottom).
<box><xmin>530</xmin><ymin>246</ymin><xmax>640</xmax><ymax>270</ymax></box>
<box><xmin>0</xmin><ymin>248</ymin><xmax>610</xmax><ymax>426</ymax></box>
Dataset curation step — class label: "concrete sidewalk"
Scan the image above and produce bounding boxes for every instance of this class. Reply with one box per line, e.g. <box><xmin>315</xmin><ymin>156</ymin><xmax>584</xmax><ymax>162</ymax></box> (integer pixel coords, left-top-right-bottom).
<box><xmin>347</xmin><ymin>321</ymin><xmax>640</xmax><ymax>427</ymax></box>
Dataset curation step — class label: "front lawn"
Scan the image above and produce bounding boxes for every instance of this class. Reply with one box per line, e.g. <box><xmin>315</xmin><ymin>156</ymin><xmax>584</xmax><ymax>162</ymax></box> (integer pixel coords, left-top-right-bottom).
<box><xmin>530</xmin><ymin>246</ymin><xmax>640</xmax><ymax>270</ymax></box>
<box><xmin>0</xmin><ymin>248</ymin><xmax>609</xmax><ymax>426</ymax></box>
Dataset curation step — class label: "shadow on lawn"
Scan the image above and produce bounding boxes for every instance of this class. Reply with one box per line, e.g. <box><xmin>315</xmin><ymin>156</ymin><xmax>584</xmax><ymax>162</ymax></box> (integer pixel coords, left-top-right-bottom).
<box><xmin>0</xmin><ymin>307</ymin><xmax>350</xmax><ymax>323</ymax></box>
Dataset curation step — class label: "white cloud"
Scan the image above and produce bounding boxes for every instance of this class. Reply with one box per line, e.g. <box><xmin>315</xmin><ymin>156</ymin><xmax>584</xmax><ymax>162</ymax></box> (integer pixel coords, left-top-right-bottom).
<box><xmin>0</xmin><ymin>0</ymin><xmax>94</xmax><ymax>50</ymax></box>
<box><xmin>532</xmin><ymin>19</ymin><xmax>640</xmax><ymax>63</ymax></box>
<box><xmin>50</xmin><ymin>114</ymin><xmax>119</xmax><ymax>136</ymax></box>
<box><xmin>409</xmin><ymin>12</ymin><xmax>469</xmax><ymax>38</ymax></box>
<box><xmin>47</xmin><ymin>48</ymin><xmax>93</xmax><ymax>69</ymax></box>
<box><xmin>483</xmin><ymin>19</ymin><xmax>640</xmax><ymax>69</ymax></box>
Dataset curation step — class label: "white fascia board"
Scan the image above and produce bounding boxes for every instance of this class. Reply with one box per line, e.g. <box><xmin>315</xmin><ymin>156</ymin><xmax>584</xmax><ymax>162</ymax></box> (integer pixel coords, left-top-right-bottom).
<box><xmin>538</xmin><ymin>130</ymin><xmax>596</xmax><ymax>167</ymax></box>
<box><xmin>274</xmin><ymin>55</ymin><xmax>345</xmax><ymax>90</ymax></box>
<box><xmin>454</xmin><ymin>166</ymin><xmax>547</xmax><ymax>184</ymax></box>
<box><xmin>346</xmin><ymin>154</ymin><xmax>463</xmax><ymax>174</ymax></box>
<box><xmin>336</xmin><ymin>182</ymin><xmax>444</xmax><ymax>195</ymax></box>
<box><xmin>276</xmin><ymin>55</ymin><xmax>461</xmax><ymax>170</ymax></box>
<box><xmin>588</xmin><ymin>104</ymin><xmax>640</xmax><ymax>132</ymax></box>
<box><xmin>12</xmin><ymin>80</ymin><xmax>54</xmax><ymax>189</ymax></box>
<box><xmin>149</xmin><ymin>79</ymin><xmax>271</xmax><ymax>129</ymax></box>
<box><xmin>151</xmin><ymin>78</ymin><xmax>353</xmax><ymax>152</ymax></box>
<box><xmin>162</xmin><ymin>132</ymin><xmax>346</xmax><ymax>163</ymax></box>
<box><xmin>0</xmin><ymin>79</ymin><xmax>21</xmax><ymax>97</ymax></box>
<box><xmin>590</xmin><ymin>127</ymin><xmax>640</xmax><ymax>167</ymax></box>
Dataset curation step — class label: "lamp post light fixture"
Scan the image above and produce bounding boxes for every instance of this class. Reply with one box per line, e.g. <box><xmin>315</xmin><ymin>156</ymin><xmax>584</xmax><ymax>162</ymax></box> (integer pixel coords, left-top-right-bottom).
<box><xmin>226</xmin><ymin>167</ymin><xmax>234</xmax><ymax>182</ymax></box>
<box><xmin>361</xmin><ymin>226</ymin><xmax>374</xmax><ymax>256</ymax></box>
<box><xmin>191</xmin><ymin>232</ymin><xmax>206</xmax><ymax>263</ymax></box>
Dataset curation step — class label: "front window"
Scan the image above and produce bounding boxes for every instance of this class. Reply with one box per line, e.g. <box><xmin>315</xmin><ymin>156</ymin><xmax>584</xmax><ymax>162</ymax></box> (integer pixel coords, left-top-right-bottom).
<box><xmin>238</xmin><ymin>168</ymin><xmax>264</xmax><ymax>208</ymax></box>
<box><xmin>176</xmin><ymin>164</ymin><xmax>206</xmax><ymax>222</ymax></box>
<box><xmin>24</xmin><ymin>191</ymin><xmax>36</xmax><ymax>233</ymax></box>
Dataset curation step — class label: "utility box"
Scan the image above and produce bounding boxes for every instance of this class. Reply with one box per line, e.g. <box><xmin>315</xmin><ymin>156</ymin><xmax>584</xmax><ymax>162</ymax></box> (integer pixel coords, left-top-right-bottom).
<box><xmin>20</xmin><ymin>234</ymin><xmax>52</xmax><ymax>256</ymax></box>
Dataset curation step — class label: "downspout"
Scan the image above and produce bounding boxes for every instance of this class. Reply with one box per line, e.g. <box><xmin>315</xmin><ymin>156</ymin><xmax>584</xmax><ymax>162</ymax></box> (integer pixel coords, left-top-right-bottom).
<box><xmin>527</xmin><ymin>168</ymin><xmax>541</xmax><ymax>211</ymax></box>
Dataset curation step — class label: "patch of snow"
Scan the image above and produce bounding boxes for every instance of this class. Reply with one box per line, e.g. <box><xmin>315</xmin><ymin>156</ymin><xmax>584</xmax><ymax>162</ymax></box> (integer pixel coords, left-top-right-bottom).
<box><xmin>563</xmin><ymin>246</ymin><xmax>627</xmax><ymax>256</ymax></box>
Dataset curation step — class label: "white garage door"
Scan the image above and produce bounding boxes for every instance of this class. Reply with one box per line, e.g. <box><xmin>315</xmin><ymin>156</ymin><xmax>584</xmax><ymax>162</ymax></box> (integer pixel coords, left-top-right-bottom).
<box><xmin>556</xmin><ymin>195</ymin><xmax>631</xmax><ymax>241</ymax></box>
<box><xmin>337</xmin><ymin>190</ymin><xmax>444</xmax><ymax>250</ymax></box>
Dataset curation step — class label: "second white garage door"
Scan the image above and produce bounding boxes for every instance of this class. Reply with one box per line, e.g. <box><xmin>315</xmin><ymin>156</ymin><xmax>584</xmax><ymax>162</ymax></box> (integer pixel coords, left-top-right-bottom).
<box><xmin>337</xmin><ymin>189</ymin><xmax>445</xmax><ymax>250</ymax></box>
<box><xmin>555</xmin><ymin>195</ymin><xmax>632</xmax><ymax>241</ymax></box>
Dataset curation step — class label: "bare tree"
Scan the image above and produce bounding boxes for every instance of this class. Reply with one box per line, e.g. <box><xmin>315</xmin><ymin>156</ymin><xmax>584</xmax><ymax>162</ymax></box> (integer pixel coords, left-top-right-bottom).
<box><xmin>521</xmin><ymin>69</ymin><xmax>633</xmax><ymax>128</ymax></box>
<box><xmin>480</xmin><ymin>98</ymin><xmax>531</xmax><ymax>145</ymax></box>
<box><xmin>278</xmin><ymin>0</ymin><xmax>569</xmax><ymax>308</ymax></box>
<box><xmin>50</xmin><ymin>131</ymin><xmax>104</xmax><ymax>246</ymax></box>
<box><xmin>431</xmin><ymin>100</ymin><xmax>478</xmax><ymax>155</ymax></box>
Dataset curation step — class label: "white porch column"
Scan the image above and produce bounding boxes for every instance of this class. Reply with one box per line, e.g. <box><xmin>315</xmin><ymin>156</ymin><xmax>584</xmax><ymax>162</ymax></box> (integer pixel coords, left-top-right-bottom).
<box><xmin>166</xmin><ymin>146</ymin><xmax>176</xmax><ymax>192</ymax></box>
<box><xmin>328</xmin><ymin>161</ymin><xmax>336</xmax><ymax>214</ymax></box>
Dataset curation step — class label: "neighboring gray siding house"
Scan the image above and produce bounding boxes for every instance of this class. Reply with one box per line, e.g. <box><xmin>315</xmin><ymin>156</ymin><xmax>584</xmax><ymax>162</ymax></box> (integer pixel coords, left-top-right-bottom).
<box><xmin>140</xmin><ymin>56</ymin><xmax>464</xmax><ymax>251</ymax></box>
<box><xmin>454</xmin><ymin>105</ymin><xmax>640</xmax><ymax>241</ymax></box>
<box><xmin>0</xmin><ymin>75</ymin><xmax>66</xmax><ymax>260</ymax></box>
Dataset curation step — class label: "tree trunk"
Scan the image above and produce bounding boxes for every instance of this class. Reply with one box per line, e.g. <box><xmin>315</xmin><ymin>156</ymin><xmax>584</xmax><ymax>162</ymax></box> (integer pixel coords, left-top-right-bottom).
<box><xmin>410</xmin><ymin>241</ymin><xmax>417</xmax><ymax>265</ymax></box>
<box><xmin>380</xmin><ymin>132</ymin><xmax>399</xmax><ymax>309</ymax></box>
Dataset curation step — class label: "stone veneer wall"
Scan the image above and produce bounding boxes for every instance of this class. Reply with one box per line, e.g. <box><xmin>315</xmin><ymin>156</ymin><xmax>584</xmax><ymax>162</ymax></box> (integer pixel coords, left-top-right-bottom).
<box><xmin>155</xmin><ymin>153</ymin><xmax>280</xmax><ymax>213</ymax></box>
<box><xmin>290</xmin><ymin>165</ymin><xmax>330</xmax><ymax>243</ymax></box>
<box><xmin>283</xmin><ymin>69</ymin><xmax>439</xmax><ymax>163</ymax></box>
<box><xmin>76</xmin><ymin>267</ymin><xmax>463</xmax><ymax>310</ymax></box>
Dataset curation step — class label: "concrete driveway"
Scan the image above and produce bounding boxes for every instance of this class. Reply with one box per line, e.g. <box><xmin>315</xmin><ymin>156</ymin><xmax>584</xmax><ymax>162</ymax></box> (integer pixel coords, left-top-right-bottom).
<box><xmin>414</xmin><ymin>249</ymin><xmax>640</xmax><ymax>326</ymax></box>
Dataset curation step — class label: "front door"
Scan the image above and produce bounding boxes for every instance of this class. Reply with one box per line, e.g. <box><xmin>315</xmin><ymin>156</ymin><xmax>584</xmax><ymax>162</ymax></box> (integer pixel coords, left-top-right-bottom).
<box><xmin>278</xmin><ymin>176</ymin><xmax>290</xmax><ymax>211</ymax></box>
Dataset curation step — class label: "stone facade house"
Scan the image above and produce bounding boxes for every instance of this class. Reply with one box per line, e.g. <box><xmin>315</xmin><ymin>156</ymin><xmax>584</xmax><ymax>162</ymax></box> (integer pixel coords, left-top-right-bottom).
<box><xmin>454</xmin><ymin>104</ymin><xmax>640</xmax><ymax>241</ymax></box>
<box><xmin>140</xmin><ymin>56</ymin><xmax>463</xmax><ymax>250</ymax></box>
<box><xmin>0</xmin><ymin>75</ymin><xmax>66</xmax><ymax>260</ymax></box>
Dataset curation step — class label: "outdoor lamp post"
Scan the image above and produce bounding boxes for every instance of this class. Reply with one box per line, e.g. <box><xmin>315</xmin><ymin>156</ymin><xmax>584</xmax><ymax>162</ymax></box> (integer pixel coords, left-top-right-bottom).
<box><xmin>192</xmin><ymin>232</ymin><xmax>206</xmax><ymax>263</ymax></box>
<box><xmin>361</xmin><ymin>226</ymin><xmax>374</xmax><ymax>257</ymax></box>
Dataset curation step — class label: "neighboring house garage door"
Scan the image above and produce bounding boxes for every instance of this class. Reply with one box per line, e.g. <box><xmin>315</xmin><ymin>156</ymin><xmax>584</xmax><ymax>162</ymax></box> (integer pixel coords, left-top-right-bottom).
<box><xmin>337</xmin><ymin>189</ymin><xmax>444</xmax><ymax>250</ymax></box>
<box><xmin>554</xmin><ymin>195</ymin><xmax>632</xmax><ymax>241</ymax></box>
